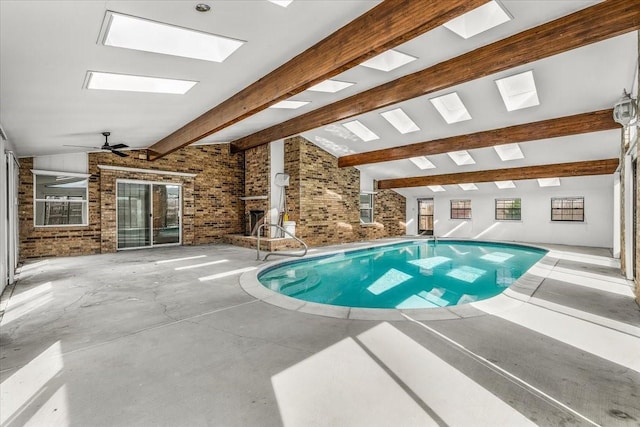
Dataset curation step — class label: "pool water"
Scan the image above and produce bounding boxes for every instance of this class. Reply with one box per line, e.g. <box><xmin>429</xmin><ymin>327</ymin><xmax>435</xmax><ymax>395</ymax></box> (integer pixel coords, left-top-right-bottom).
<box><xmin>258</xmin><ymin>241</ymin><xmax>547</xmax><ymax>309</ymax></box>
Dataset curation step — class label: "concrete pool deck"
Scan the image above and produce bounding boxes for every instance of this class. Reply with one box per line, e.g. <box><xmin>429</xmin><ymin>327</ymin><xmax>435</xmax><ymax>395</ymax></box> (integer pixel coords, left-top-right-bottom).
<box><xmin>1</xmin><ymin>240</ymin><xmax>639</xmax><ymax>426</ymax></box>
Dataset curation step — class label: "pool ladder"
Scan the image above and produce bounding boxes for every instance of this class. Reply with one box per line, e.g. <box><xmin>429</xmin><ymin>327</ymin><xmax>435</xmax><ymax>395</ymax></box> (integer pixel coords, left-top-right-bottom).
<box><xmin>256</xmin><ymin>223</ymin><xmax>308</xmax><ymax>261</ymax></box>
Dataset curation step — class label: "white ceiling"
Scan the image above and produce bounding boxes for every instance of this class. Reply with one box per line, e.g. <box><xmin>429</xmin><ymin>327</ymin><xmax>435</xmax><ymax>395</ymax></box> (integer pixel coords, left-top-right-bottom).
<box><xmin>1</xmin><ymin>0</ymin><xmax>637</xmax><ymax>196</ymax></box>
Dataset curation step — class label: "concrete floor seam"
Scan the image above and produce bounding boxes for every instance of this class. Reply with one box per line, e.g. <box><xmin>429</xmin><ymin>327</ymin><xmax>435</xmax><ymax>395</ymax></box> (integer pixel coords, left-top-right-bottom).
<box><xmin>401</xmin><ymin>313</ymin><xmax>602</xmax><ymax>427</ymax></box>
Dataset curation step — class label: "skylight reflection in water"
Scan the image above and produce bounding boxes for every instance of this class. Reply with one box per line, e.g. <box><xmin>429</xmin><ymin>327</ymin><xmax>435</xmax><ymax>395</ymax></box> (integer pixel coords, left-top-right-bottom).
<box><xmin>258</xmin><ymin>241</ymin><xmax>546</xmax><ymax>309</ymax></box>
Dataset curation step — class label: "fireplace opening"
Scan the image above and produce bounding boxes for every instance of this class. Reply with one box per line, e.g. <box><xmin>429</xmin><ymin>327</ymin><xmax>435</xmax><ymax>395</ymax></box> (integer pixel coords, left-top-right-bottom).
<box><xmin>247</xmin><ymin>210</ymin><xmax>265</xmax><ymax>236</ymax></box>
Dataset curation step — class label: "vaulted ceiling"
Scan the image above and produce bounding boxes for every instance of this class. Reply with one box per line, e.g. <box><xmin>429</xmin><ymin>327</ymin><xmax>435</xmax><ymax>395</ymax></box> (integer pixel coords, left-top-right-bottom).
<box><xmin>1</xmin><ymin>0</ymin><xmax>638</xmax><ymax>198</ymax></box>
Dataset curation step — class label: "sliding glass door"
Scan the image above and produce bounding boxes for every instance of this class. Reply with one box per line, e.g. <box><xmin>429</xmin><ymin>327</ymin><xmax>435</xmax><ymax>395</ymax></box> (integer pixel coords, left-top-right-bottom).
<box><xmin>117</xmin><ymin>181</ymin><xmax>181</xmax><ymax>249</ymax></box>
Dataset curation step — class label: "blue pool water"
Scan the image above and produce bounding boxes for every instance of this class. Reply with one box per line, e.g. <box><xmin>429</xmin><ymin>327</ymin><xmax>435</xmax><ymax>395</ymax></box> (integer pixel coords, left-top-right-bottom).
<box><xmin>258</xmin><ymin>241</ymin><xmax>547</xmax><ymax>309</ymax></box>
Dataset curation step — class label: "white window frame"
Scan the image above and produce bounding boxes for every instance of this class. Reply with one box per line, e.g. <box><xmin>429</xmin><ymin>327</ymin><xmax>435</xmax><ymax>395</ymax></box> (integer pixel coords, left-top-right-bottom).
<box><xmin>360</xmin><ymin>192</ymin><xmax>374</xmax><ymax>224</ymax></box>
<box><xmin>32</xmin><ymin>169</ymin><xmax>90</xmax><ymax>227</ymax></box>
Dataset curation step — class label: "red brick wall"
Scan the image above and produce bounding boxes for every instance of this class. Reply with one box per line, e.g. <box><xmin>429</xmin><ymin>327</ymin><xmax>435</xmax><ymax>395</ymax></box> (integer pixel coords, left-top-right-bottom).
<box><xmin>19</xmin><ymin>145</ymin><xmax>244</xmax><ymax>259</ymax></box>
<box><xmin>285</xmin><ymin>136</ymin><xmax>406</xmax><ymax>246</ymax></box>
<box><xmin>244</xmin><ymin>144</ymin><xmax>270</xmax><ymax>236</ymax></box>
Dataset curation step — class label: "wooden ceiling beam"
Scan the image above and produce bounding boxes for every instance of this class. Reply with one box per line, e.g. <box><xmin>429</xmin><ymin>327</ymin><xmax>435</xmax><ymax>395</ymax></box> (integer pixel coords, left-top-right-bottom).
<box><xmin>146</xmin><ymin>0</ymin><xmax>488</xmax><ymax>160</ymax></box>
<box><xmin>338</xmin><ymin>109</ymin><xmax>618</xmax><ymax>167</ymax></box>
<box><xmin>376</xmin><ymin>158</ymin><xmax>619</xmax><ymax>189</ymax></box>
<box><xmin>231</xmin><ymin>0</ymin><xmax>640</xmax><ymax>153</ymax></box>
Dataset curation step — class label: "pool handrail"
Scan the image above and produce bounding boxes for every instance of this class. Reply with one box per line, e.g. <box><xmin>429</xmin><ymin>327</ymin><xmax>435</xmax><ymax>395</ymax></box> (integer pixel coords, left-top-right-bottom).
<box><xmin>256</xmin><ymin>223</ymin><xmax>308</xmax><ymax>261</ymax></box>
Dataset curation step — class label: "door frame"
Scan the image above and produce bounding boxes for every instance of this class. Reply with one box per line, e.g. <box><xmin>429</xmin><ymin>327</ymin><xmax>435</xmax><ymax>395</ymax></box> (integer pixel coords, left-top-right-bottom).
<box><xmin>116</xmin><ymin>179</ymin><xmax>183</xmax><ymax>250</ymax></box>
<box><xmin>417</xmin><ymin>198</ymin><xmax>434</xmax><ymax>236</ymax></box>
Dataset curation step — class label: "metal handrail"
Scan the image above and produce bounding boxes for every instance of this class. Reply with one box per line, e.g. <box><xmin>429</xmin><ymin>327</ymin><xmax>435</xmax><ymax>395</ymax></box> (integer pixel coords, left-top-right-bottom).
<box><xmin>256</xmin><ymin>223</ymin><xmax>308</xmax><ymax>261</ymax></box>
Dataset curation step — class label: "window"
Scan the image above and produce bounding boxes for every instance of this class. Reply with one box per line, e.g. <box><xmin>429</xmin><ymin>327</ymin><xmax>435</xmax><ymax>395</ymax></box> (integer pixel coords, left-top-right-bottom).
<box><xmin>450</xmin><ymin>199</ymin><xmax>471</xmax><ymax>219</ymax></box>
<box><xmin>360</xmin><ymin>193</ymin><xmax>374</xmax><ymax>224</ymax></box>
<box><xmin>495</xmin><ymin>198</ymin><xmax>521</xmax><ymax>220</ymax></box>
<box><xmin>33</xmin><ymin>171</ymin><xmax>89</xmax><ymax>226</ymax></box>
<box><xmin>551</xmin><ymin>197</ymin><xmax>584</xmax><ymax>222</ymax></box>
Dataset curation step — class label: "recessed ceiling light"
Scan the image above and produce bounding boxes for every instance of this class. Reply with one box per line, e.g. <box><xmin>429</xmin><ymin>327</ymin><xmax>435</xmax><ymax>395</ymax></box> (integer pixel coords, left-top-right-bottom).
<box><xmin>342</xmin><ymin>120</ymin><xmax>379</xmax><ymax>142</ymax></box>
<box><xmin>495</xmin><ymin>70</ymin><xmax>540</xmax><ymax>112</ymax></box>
<box><xmin>429</xmin><ymin>92</ymin><xmax>472</xmax><ymax>124</ymax></box>
<box><xmin>447</xmin><ymin>150</ymin><xmax>475</xmax><ymax>166</ymax></box>
<box><xmin>380</xmin><ymin>108</ymin><xmax>420</xmax><ymax>134</ymax></box>
<box><xmin>409</xmin><ymin>156</ymin><xmax>436</xmax><ymax>170</ymax></box>
<box><xmin>102</xmin><ymin>11</ymin><xmax>244</xmax><ymax>62</ymax></box>
<box><xmin>307</xmin><ymin>79</ymin><xmax>354</xmax><ymax>93</ymax></box>
<box><xmin>360</xmin><ymin>49</ymin><xmax>417</xmax><ymax>72</ymax></box>
<box><xmin>443</xmin><ymin>0</ymin><xmax>512</xmax><ymax>39</ymax></box>
<box><xmin>195</xmin><ymin>4</ymin><xmax>211</xmax><ymax>12</ymax></box>
<box><xmin>268</xmin><ymin>0</ymin><xmax>293</xmax><ymax>7</ymax></box>
<box><xmin>85</xmin><ymin>71</ymin><xmax>197</xmax><ymax>94</ymax></box>
<box><xmin>495</xmin><ymin>180</ymin><xmax>516</xmax><ymax>189</ymax></box>
<box><xmin>494</xmin><ymin>143</ymin><xmax>524</xmax><ymax>161</ymax></box>
<box><xmin>428</xmin><ymin>185</ymin><xmax>446</xmax><ymax>192</ymax></box>
<box><xmin>538</xmin><ymin>178</ymin><xmax>561</xmax><ymax>187</ymax></box>
<box><xmin>458</xmin><ymin>183</ymin><xmax>478</xmax><ymax>191</ymax></box>
<box><xmin>269</xmin><ymin>100</ymin><xmax>309</xmax><ymax>109</ymax></box>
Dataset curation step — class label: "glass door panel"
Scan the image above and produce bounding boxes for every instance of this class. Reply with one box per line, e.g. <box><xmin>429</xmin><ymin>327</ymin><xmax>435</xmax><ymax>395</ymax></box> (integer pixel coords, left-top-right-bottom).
<box><xmin>117</xmin><ymin>182</ymin><xmax>150</xmax><ymax>249</ymax></box>
<box><xmin>153</xmin><ymin>184</ymin><xmax>181</xmax><ymax>245</ymax></box>
<box><xmin>418</xmin><ymin>198</ymin><xmax>434</xmax><ymax>235</ymax></box>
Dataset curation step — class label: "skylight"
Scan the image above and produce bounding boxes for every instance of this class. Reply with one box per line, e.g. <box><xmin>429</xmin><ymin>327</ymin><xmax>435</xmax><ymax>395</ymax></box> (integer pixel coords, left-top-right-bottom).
<box><xmin>494</xmin><ymin>143</ymin><xmax>524</xmax><ymax>161</ymax></box>
<box><xmin>342</xmin><ymin>120</ymin><xmax>379</xmax><ymax>142</ymax></box>
<box><xmin>268</xmin><ymin>0</ymin><xmax>293</xmax><ymax>7</ymax></box>
<box><xmin>495</xmin><ymin>70</ymin><xmax>540</xmax><ymax>111</ymax></box>
<box><xmin>102</xmin><ymin>12</ymin><xmax>244</xmax><ymax>62</ymax></box>
<box><xmin>360</xmin><ymin>49</ymin><xmax>417</xmax><ymax>72</ymax></box>
<box><xmin>538</xmin><ymin>178</ymin><xmax>561</xmax><ymax>187</ymax></box>
<box><xmin>307</xmin><ymin>79</ymin><xmax>354</xmax><ymax>93</ymax></box>
<box><xmin>495</xmin><ymin>180</ymin><xmax>516</xmax><ymax>189</ymax></box>
<box><xmin>429</xmin><ymin>92</ymin><xmax>472</xmax><ymax>124</ymax></box>
<box><xmin>269</xmin><ymin>100</ymin><xmax>309</xmax><ymax>109</ymax></box>
<box><xmin>86</xmin><ymin>71</ymin><xmax>197</xmax><ymax>94</ymax></box>
<box><xmin>458</xmin><ymin>183</ymin><xmax>478</xmax><ymax>191</ymax></box>
<box><xmin>443</xmin><ymin>0</ymin><xmax>512</xmax><ymax>39</ymax></box>
<box><xmin>428</xmin><ymin>185</ymin><xmax>446</xmax><ymax>192</ymax></box>
<box><xmin>447</xmin><ymin>150</ymin><xmax>475</xmax><ymax>166</ymax></box>
<box><xmin>409</xmin><ymin>156</ymin><xmax>436</xmax><ymax>170</ymax></box>
<box><xmin>380</xmin><ymin>108</ymin><xmax>420</xmax><ymax>134</ymax></box>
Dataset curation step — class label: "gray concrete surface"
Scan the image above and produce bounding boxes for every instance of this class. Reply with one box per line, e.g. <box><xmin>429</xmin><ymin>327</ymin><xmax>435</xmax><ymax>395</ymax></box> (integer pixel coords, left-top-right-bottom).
<box><xmin>0</xmin><ymin>241</ymin><xmax>639</xmax><ymax>426</ymax></box>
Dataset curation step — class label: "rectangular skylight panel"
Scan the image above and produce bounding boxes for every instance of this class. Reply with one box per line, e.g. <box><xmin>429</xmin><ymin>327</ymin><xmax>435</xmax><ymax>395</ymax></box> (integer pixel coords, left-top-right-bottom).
<box><xmin>458</xmin><ymin>183</ymin><xmax>478</xmax><ymax>191</ymax></box>
<box><xmin>360</xmin><ymin>49</ymin><xmax>417</xmax><ymax>72</ymax></box>
<box><xmin>429</xmin><ymin>92</ymin><xmax>472</xmax><ymax>124</ymax></box>
<box><xmin>428</xmin><ymin>185</ymin><xmax>446</xmax><ymax>192</ymax></box>
<box><xmin>409</xmin><ymin>156</ymin><xmax>435</xmax><ymax>170</ymax></box>
<box><xmin>494</xmin><ymin>143</ymin><xmax>524</xmax><ymax>161</ymax></box>
<box><xmin>495</xmin><ymin>180</ymin><xmax>516</xmax><ymax>189</ymax></box>
<box><xmin>86</xmin><ymin>71</ymin><xmax>196</xmax><ymax>94</ymax></box>
<box><xmin>268</xmin><ymin>0</ymin><xmax>293</xmax><ymax>7</ymax></box>
<box><xmin>342</xmin><ymin>120</ymin><xmax>379</xmax><ymax>142</ymax></box>
<box><xmin>443</xmin><ymin>0</ymin><xmax>512</xmax><ymax>39</ymax></box>
<box><xmin>538</xmin><ymin>178</ymin><xmax>561</xmax><ymax>187</ymax></box>
<box><xmin>380</xmin><ymin>108</ymin><xmax>420</xmax><ymax>134</ymax></box>
<box><xmin>269</xmin><ymin>100</ymin><xmax>309</xmax><ymax>109</ymax></box>
<box><xmin>103</xmin><ymin>12</ymin><xmax>244</xmax><ymax>62</ymax></box>
<box><xmin>447</xmin><ymin>150</ymin><xmax>475</xmax><ymax>166</ymax></box>
<box><xmin>307</xmin><ymin>79</ymin><xmax>354</xmax><ymax>93</ymax></box>
<box><xmin>495</xmin><ymin>70</ymin><xmax>540</xmax><ymax>111</ymax></box>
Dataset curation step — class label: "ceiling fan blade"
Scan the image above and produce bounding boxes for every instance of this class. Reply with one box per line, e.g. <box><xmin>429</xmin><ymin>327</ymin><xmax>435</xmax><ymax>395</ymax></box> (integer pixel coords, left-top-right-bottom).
<box><xmin>112</xmin><ymin>150</ymin><xmax>129</xmax><ymax>158</ymax></box>
<box><xmin>63</xmin><ymin>144</ymin><xmax>101</xmax><ymax>149</ymax></box>
<box><xmin>109</xmin><ymin>143</ymin><xmax>129</xmax><ymax>150</ymax></box>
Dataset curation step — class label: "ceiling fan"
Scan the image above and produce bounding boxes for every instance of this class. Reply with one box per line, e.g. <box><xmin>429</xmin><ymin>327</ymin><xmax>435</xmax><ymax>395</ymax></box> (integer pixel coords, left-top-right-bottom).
<box><xmin>64</xmin><ymin>132</ymin><xmax>129</xmax><ymax>157</ymax></box>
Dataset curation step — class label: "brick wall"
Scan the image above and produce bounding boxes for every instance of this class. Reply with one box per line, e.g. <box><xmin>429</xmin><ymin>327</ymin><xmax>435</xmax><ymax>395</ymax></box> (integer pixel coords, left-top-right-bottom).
<box><xmin>244</xmin><ymin>144</ymin><xmax>270</xmax><ymax>236</ymax></box>
<box><xmin>19</xmin><ymin>145</ymin><xmax>244</xmax><ymax>259</ymax></box>
<box><xmin>285</xmin><ymin>136</ymin><xmax>406</xmax><ymax>246</ymax></box>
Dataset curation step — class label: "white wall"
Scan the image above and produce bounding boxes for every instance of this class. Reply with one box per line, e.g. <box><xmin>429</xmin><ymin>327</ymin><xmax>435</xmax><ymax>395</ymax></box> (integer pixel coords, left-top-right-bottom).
<box><xmin>1</xmin><ymin>133</ymin><xmax>19</xmax><ymax>293</ymax></box>
<box><xmin>33</xmin><ymin>152</ymin><xmax>88</xmax><ymax>173</ymax></box>
<box><xmin>269</xmin><ymin>139</ymin><xmax>285</xmax><ymax>237</ymax></box>
<box><xmin>405</xmin><ymin>175</ymin><xmax>614</xmax><ymax>248</ymax></box>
